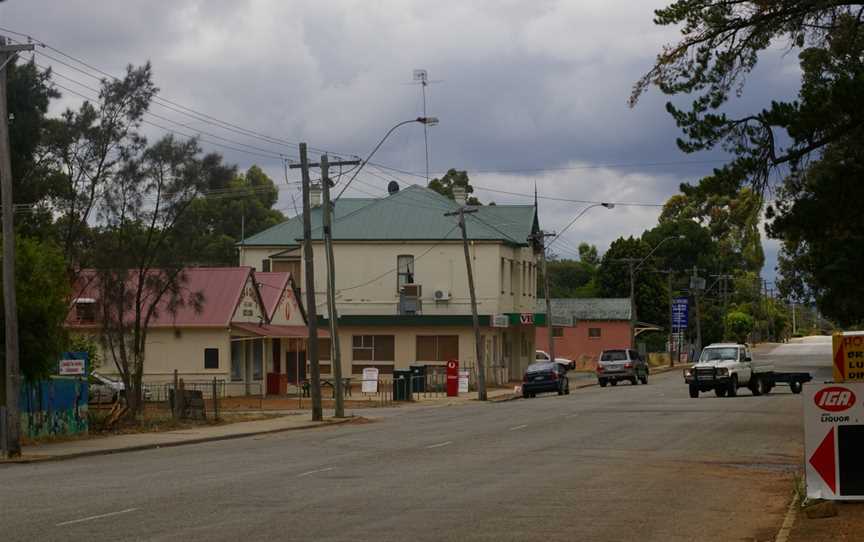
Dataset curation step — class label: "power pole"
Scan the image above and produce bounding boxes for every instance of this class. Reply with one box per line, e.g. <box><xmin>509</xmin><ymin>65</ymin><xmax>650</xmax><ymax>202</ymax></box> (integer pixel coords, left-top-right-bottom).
<box><xmin>445</xmin><ymin>206</ymin><xmax>486</xmax><ymax>401</ymax></box>
<box><xmin>691</xmin><ymin>266</ymin><xmax>703</xmax><ymax>355</ymax></box>
<box><xmin>612</xmin><ymin>258</ymin><xmax>641</xmax><ymax>348</ymax></box>
<box><xmin>321</xmin><ymin>154</ymin><xmax>358</xmax><ymax>419</ymax></box>
<box><xmin>711</xmin><ymin>273</ymin><xmax>732</xmax><ymax>340</ymax></box>
<box><xmin>0</xmin><ymin>38</ymin><xmax>32</xmax><ymax>459</ymax></box>
<box><xmin>295</xmin><ymin>143</ymin><xmax>323</xmax><ymax>421</ymax></box>
<box><xmin>291</xmin><ymin>150</ymin><xmax>359</xmax><ymax>420</ymax></box>
<box><xmin>662</xmin><ymin>269</ymin><xmax>675</xmax><ymax>367</ymax></box>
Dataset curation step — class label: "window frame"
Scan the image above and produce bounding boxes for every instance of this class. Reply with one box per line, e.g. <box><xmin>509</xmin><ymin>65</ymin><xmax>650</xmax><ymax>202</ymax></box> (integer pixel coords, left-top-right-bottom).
<box><xmin>588</xmin><ymin>327</ymin><xmax>602</xmax><ymax>339</ymax></box>
<box><xmin>416</xmin><ymin>335</ymin><xmax>459</xmax><ymax>362</ymax></box>
<box><xmin>352</xmin><ymin>335</ymin><xmax>395</xmax><ymax>362</ymax></box>
<box><xmin>397</xmin><ymin>254</ymin><xmax>415</xmax><ymax>290</ymax></box>
<box><xmin>204</xmin><ymin>348</ymin><xmax>219</xmax><ymax>369</ymax></box>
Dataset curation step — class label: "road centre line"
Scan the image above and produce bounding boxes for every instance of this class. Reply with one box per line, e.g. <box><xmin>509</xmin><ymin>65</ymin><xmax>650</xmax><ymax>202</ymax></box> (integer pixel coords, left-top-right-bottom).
<box><xmin>56</xmin><ymin>508</ymin><xmax>139</xmax><ymax>527</ymax></box>
<box><xmin>509</xmin><ymin>424</ymin><xmax>528</xmax><ymax>431</ymax></box>
<box><xmin>297</xmin><ymin>467</ymin><xmax>335</xmax><ymax>478</ymax></box>
<box><xmin>425</xmin><ymin>441</ymin><xmax>452</xmax><ymax>449</ymax></box>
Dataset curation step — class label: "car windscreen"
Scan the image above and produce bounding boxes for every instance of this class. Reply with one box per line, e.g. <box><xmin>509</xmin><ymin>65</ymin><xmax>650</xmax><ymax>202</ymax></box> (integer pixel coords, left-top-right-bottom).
<box><xmin>526</xmin><ymin>363</ymin><xmax>553</xmax><ymax>373</ymax></box>
<box><xmin>600</xmin><ymin>350</ymin><xmax>627</xmax><ymax>361</ymax></box>
<box><xmin>700</xmin><ymin>348</ymin><xmax>739</xmax><ymax>362</ymax></box>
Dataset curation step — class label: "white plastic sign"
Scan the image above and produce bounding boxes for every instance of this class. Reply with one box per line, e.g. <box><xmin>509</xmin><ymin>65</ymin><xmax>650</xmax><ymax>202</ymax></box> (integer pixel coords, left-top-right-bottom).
<box><xmin>805</xmin><ymin>382</ymin><xmax>864</xmax><ymax>500</ymax></box>
<box><xmin>361</xmin><ymin>368</ymin><xmax>379</xmax><ymax>393</ymax></box>
<box><xmin>59</xmin><ymin>358</ymin><xmax>86</xmax><ymax>376</ymax></box>
<box><xmin>458</xmin><ymin>370</ymin><xmax>469</xmax><ymax>394</ymax></box>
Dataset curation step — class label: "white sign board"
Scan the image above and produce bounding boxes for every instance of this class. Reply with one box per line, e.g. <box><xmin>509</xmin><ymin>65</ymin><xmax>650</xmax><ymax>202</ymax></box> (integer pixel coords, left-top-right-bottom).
<box><xmin>458</xmin><ymin>370</ymin><xmax>469</xmax><ymax>394</ymax></box>
<box><xmin>491</xmin><ymin>314</ymin><xmax>509</xmax><ymax>328</ymax></box>
<box><xmin>805</xmin><ymin>382</ymin><xmax>864</xmax><ymax>500</ymax></box>
<box><xmin>361</xmin><ymin>368</ymin><xmax>379</xmax><ymax>393</ymax></box>
<box><xmin>59</xmin><ymin>358</ymin><xmax>86</xmax><ymax>376</ymax></box>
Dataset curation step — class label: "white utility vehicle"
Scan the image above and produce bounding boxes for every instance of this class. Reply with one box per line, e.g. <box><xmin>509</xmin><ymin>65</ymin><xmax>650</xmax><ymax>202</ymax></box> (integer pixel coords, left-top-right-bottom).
<box><xmin>535</xmin><ymin>350</ymin><xmax>575</xmax><ymax>370</ymax></box>
<box><xmin>684</xmin><ymin>342</ymin><xmax>810</xmax><ymax>398</ymax></box>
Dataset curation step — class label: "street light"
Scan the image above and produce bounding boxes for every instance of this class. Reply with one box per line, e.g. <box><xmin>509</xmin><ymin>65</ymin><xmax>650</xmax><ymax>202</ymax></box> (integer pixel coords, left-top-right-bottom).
<box><xmin>622</xmin><ymin>234</ymin><xmax>686</xmax><ymax>347</ymax></box>
<box><xmin>549</xmin><ymin>202</ymin><xmax>615</xmax><ymax>247</ymax></box>
<box><xmin>335</xmin><ymin>117</ymin><xmax>439</xmax><ymax>200</ymax></box>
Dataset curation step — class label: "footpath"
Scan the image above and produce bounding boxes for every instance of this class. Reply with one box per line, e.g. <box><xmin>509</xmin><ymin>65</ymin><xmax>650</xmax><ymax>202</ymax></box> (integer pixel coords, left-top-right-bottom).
<box><xmin>3</xmin><ymin>365</ymin><xmax>688</xmax><ymax>465</ymax></box>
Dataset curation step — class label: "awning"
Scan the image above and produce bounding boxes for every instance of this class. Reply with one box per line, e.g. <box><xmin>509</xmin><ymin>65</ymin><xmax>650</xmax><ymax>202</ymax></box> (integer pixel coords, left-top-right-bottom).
<box><xmin>231</xmin><ymin>322</ymin><xmax>330</xmax><ymax>338</ymax></box>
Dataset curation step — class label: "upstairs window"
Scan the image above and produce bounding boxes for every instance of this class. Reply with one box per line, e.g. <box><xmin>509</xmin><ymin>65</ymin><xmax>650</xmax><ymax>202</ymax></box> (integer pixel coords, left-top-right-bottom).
<box><xmin>75</xmin><ymin>300</ymin><xmax>96</xmax><ymax>323</ymax></box>
<box><xmin>397</xmin><ymin>255</ymin><xmax>415</xmax><ymax>289</ymax></box>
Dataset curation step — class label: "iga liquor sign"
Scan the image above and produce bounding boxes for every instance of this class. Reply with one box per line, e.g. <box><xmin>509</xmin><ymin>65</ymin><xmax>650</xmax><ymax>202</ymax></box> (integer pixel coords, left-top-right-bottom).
<box><xmin>805</xmin><ymin>383</ymin><xmax>864</xmax><ymax>500</ymax></box>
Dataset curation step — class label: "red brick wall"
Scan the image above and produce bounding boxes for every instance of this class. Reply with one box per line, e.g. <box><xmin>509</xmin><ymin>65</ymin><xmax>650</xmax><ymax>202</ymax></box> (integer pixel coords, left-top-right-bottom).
<box><xmin>536</xmin><ymin>321</ymin><xmax>631</xmax><ymax>367</ymax></box>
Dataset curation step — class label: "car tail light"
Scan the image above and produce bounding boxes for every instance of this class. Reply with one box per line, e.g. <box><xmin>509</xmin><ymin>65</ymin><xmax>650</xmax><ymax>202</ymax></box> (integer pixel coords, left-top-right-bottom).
<box><xmin>550</xmin><ymin>371</ymin><xmax>558</xmax><ymax>380</ymax></box>
<box><xmin>597</xmin><ymin>365</ymin><xmax>604</xmax><ymax>372</ymax></box>
<box><xmin>624</xmin><ymin>362</ymin><xmax>633</xmax><ymax>368</ymax></box>
<box><xmin>523</xmin><ymin>373</ymin><xmax>529</xmax><ymax>382</ymax></box>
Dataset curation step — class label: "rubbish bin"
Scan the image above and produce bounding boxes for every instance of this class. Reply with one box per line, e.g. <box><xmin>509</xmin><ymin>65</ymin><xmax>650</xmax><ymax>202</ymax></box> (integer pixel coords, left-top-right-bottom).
<box><xmin>393</xmin><ymin>369</ymin><xmax>411</xmax><ymax>401</ymax></box>
<box><xmin>410</xmin><ymin>365</ymin><xmax>426</xmax><ymax>393</ymax></box>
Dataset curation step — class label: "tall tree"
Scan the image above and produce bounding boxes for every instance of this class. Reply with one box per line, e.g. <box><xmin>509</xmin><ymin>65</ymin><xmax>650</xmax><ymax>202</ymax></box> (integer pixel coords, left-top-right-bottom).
<box><xmin>178</xmin><ymin>164</ymin><xmax>284</xmax><ymax>265</ymax></box>
<box><xmin>633</xmin><ymin>1</ymin><xmax>864</xmax><ymax>319</ymax></box>
<box><xmin>428</xmin><ymin>169</ymin><xmax>481</xmax><ymax>205</ymax></box>
<box><xmin>92</xmin><ymin>135</ymin><xmax>208</xmax><ymax>415</ymax></box>
<box><xmin>598</xmin><ymin>237</ymin><xmax>667</xmax><ymax>326</ymax></box>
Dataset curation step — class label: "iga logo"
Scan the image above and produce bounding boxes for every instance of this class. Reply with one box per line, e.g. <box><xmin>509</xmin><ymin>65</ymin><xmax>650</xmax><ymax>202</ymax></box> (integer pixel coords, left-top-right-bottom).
<box><xmin>814</xmin><ymin>387</ymin><xmax>856</xmax><ymax>412</ymax></box>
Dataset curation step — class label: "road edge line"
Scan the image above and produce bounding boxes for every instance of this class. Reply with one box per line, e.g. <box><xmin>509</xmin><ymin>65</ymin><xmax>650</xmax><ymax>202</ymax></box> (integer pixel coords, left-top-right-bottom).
<box><xmin>775</xmin><ymin>493</ymin><xmax>799</xmax><ymax>542</ymax></box>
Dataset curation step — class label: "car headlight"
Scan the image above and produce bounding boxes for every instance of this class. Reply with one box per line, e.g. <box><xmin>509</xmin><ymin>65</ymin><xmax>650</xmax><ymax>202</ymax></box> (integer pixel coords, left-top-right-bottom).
<box><xmin>684</xmin><ymin>369</ymin><xmax>692</xmax><ymax>377</ymax></box>
<box><xmin>716</xmin><ymin>368</ymin><xmax>728</xmax><ymax>376</ymax></box>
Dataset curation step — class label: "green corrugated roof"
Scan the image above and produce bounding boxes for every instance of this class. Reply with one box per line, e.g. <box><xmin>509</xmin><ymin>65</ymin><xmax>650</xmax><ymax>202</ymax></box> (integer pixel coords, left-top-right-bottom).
<box><xmin>537</xmin><ymin>298</ymin><xmax>632</xmax><ymax>320</ymax></box>
<box><xmin>240</xmin><ymin>198</ymin><xmax>375</xmax><ymax>246</ymax></box>
<box><xmin>240</xmin><ymin>185</ymin><xmax>537</xmax><ymax>246</ymax></box>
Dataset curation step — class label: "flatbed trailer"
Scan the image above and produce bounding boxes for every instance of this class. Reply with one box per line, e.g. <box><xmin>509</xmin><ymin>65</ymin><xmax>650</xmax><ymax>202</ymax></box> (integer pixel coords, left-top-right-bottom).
<box><xmin>685</xmin><ymin>367</ymin><xmax>812</xmax><ymax>396</ymax></box>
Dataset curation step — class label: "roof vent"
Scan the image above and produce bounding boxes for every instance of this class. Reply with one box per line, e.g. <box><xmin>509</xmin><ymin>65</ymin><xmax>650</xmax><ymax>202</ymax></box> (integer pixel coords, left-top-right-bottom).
<box><xmin>387</xmin><ymin>181</ymin><xmax>400</xmax><ymax>194</ymax></box>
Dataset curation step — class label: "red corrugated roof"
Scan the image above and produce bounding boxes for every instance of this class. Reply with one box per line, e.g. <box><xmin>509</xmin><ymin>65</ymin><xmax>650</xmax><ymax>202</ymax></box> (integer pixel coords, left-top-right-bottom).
<box><xmin>70</xmin><ymin>267</ymin><xmax>254</xmax><ymax>327</ymax></box>
<box><xmin>254</xmin><ymin>272</ymin><xmax>291</xmax><ymax>320</ymax></box>
<box><xmin>232</xmin><ymin>323</ymin><xmax>328</xmax><ymax>338</ymax></box>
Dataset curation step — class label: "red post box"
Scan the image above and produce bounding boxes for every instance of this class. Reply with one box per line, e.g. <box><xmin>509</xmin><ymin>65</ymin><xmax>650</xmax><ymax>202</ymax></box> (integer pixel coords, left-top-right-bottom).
<box><xmin>446</xmin><ymin>359</ymin><xmax>459</xmax><ymax>397</ymax></box>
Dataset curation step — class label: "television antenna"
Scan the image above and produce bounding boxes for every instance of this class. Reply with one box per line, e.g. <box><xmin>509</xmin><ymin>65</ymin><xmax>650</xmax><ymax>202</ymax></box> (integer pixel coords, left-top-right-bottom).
<box><xmin>411</xmin><ymin>69</ymin><xmax>442</xmax><ymax>183</ymax></box>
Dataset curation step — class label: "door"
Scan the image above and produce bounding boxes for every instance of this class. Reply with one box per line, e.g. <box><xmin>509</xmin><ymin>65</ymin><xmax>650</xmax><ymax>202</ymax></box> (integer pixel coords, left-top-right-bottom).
<box><xmin>286</xmin><ymin>348</ymin><xmax>307</xmax><ymax>383</ymax></box>
<box><xmin>273</xmin><ymin>338</ymin><xmax>281</xmax><ymax>373</ymax></box>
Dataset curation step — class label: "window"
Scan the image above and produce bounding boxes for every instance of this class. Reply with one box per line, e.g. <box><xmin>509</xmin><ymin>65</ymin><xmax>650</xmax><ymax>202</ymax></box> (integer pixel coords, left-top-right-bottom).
<box><xmin>500</xmin><ymin>258</ymin><xmax>506</xmax><ymax>294</ymax></box>
<box><xmin>231</xmin><ymin>342</ymin><xmax>243</xmax><ymax>381</ymax></box>
<box><xmin>352</xmin><ymin>335</ymin><xmax>395</xmax><ymax>362</ymax></box>
<box><xmin>417</xmin><ymin>335</ymin><xmax>459</xmax><ymax>362</ymax></box>
<box><xmin>75</xmin><ymin>301</ymin><xmax>96</xmax><ymax>323</ymax></box>
<box><xmin>397</xmin><ymin>255</ymin><xmax>415</xmax><ymax>289</ymax></box>
<box><xmin>588</xmin><ymin>327</ymin><xmax>602</xmax><ymax>339</ymax></box>
<box><xmin>261</xmin><ymin>259</ymin><xmax>271</xmax><ymax>272</ymax></box>
<box><xmin>552</xmin><ymin>327</ymin><xmax>564</xmax><ymax>338</ymax></box>
<box><xmin>252</xmin><ymin>339</ymin><xmax>263</xmax><ymax>380</ymax></box>
<box><xmin>204</xmin><ymin>348</ymin><xmax>219</xmax><ymax>369</ymax></box>
<box><xmin>318</xmin><ymin>338</ymin><xmax>332</xmax><ymax>361</ymax></box>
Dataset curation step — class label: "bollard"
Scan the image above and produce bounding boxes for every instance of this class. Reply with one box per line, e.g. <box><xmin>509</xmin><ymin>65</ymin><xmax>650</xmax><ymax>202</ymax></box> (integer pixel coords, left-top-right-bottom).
<box><xmin>1</xmin><ymin>405</ymin><xmax>7</xmax><ymax>457</ymax></box>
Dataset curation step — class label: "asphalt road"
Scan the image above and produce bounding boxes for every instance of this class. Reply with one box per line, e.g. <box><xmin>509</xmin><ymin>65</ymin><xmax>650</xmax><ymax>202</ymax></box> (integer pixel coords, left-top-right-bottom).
<box><xmin>1</xmin><ymin>337</ymin><xmax>831</xmax><ymax>542</ymax></box>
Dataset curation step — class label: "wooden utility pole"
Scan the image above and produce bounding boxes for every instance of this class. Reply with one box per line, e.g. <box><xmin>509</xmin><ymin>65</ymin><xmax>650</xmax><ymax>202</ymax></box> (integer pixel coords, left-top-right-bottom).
<box><xmin>445</xmin><ymin>206</ymin><xmax>486</xmax><ymax>401</ymax></box>
<box><xmin>0</xmin><ymin>38</ymin><xmax>32</xmax><ymax>459</ymax></box>
<box><xmin>291</xmin><ymin>150</ymin><xmax>359</xmax><ymax>420</ymax></box>
<box><xmin>692</xmin><ymin>266</ymin><xmax>703</xmax><ymax>355</ymax></box>
<box><xmin>296</xmin><ymin>143</ymin><xmax>323</xmax><ymax>421</ymax></box>
<box><xmin>321</xmin><ymin>155</ymin><xmax>346</xmax><ymax>418</ymax></box>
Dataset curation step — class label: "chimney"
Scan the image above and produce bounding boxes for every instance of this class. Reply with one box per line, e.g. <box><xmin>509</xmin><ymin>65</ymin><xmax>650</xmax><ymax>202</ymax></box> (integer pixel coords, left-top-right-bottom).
<box><xmin>310</xmin><ymin>182</ymin><xmax>322</xmax><ymax>207</ymax></box>
<box><xmin>452</xmin><ymin>186</ymin><xmax>467</xmax><ymax>206</ymax></box>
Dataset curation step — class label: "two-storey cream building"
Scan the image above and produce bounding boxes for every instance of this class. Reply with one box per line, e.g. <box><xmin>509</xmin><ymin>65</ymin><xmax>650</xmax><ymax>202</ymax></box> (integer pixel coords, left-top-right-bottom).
<box><xmin>238</xmin><ymin>184</ymin><xmax>542</xmax><ymax>382</ymax></box>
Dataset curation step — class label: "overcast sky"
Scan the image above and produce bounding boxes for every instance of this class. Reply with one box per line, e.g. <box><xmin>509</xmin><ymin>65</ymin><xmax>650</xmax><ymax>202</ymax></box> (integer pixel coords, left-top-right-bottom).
<box><xmin>1</xmin><ymin>0</ymin><xmax>799</xmax><ymax>281</ymax></box>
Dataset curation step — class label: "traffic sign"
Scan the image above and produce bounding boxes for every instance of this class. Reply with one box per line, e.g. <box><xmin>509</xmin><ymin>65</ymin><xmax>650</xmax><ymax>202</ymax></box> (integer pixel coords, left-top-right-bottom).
<box><xmin>805</xmin><ymin>382</ymin><xmax>864</xmax><ymax>499</ymax></box>
<box><xmin>833</xmin><ymin>331</ymin><xmax>864</xmax><ymax>381</ymax></box>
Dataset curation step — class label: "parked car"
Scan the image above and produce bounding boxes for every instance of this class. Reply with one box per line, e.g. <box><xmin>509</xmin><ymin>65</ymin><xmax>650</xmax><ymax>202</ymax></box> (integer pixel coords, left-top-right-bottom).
<box><xmin>535</xmin><ymin>349</ymin><xmax>575</xmax><ymax>370</ymax></box>
<box><xmin>596</xmin><ymin>349</ymin><xmax>648</xmax><ymax>387</ymax></box>
<box><xmin>522</xmin><ymin>362</ymin><xmax>570</xmax><ymax>398</ymax></box>
<box><xmin>88</xmin><ymin>371</ymin><xmax>152</xmax><ymax>404</ymax></box>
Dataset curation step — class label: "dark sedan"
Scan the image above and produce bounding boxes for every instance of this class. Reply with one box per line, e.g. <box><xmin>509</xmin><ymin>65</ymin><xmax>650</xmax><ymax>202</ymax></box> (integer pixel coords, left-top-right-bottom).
<box><xmin>521</xmin><ymin>362</ymin><xmax>570</xmax><ymax>398</ymax></box>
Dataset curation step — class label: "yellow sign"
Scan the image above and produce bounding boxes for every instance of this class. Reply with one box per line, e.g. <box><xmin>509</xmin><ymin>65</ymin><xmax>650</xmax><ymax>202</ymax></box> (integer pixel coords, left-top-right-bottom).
<box><xmin>833</xmin><ymin>332</ymin><xmax>864</xmax><ymax>381</ymax></box>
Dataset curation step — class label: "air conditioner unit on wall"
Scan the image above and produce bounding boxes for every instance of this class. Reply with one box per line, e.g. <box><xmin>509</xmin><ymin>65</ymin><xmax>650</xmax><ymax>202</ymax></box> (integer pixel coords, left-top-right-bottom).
<box><xmin>401</xmin><ymin>284</ymin><xmax>422</xmax><ymax>297</ymax></box>
<box><xmin>434</xmin><ymin>289</ymin><xmax>451</xmax><ymax>301</ymax></box>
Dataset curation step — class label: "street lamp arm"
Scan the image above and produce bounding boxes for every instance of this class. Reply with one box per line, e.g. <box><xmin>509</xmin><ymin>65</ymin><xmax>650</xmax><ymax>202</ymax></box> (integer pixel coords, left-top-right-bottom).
<box><xmin>634</xmin><ymin>235</ymin><xmax>681</xmax><ymax>272</ymax></box>
<box><xmin>549</xmin><ymin>201</ymin><xmax>614</xmax><ymax>247</ymax></box>
<box><xmin>334</xmin><ymin>117</ymin><xmax>436</xmax><ymax>201</ymax></box>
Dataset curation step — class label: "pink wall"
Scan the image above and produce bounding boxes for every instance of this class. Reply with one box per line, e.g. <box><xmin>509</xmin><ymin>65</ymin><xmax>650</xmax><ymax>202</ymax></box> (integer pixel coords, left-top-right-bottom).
<box><xmin>536</xmin><ymin>321</ymin><xmax>631</xmax><ymax>364</ymax></box>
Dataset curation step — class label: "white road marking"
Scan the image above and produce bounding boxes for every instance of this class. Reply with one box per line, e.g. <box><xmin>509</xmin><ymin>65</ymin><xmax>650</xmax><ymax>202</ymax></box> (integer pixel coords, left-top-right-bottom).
<box><xmin>56</xmin><ymin>508</ymin><xmax>139</xmax><ymax>527</ymax></box>
<box><xmin>425</xmin><ymin>441</ymin><xmax>453</xmax><ymax>449</ymax></box>
<box><xmin>297</xmin><ymin>467</ymin><xmax>335</xmax><ymax>478</ymax></box>
<box><xmin>509</xmin><ymin>424</ymin><xmax>528</xmax><ymax>431</ymax></box>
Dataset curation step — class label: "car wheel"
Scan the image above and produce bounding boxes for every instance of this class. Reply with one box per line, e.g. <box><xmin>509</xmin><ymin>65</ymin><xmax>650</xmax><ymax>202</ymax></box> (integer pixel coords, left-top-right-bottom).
<box><xmin>749</xmin><ymin>376</ymin><xmax>762</xmax><ymax>396</ymax></box>
<box><xmin>728</xmin><ymin>375</ymin><xmax>739</xmax><ymax>397</ymax></box>
<box><xmin>630</xmin><ymin>377</ymin><xmax>638</xmax><ymax>385</ymax></box>
<box><xmin>639</xmin><ymin>373</ymin><xmax>648</xmax><ymax>385</ymax></box>
<box><xmin>715</xmin><ymin>386</ymin><xmax>728</xmax><ymax>398</ymax></box>
<box><xmin>557</xmin><ymin>382</ymin><xmax>565</xmax><ymax>396</ymax></box>
<box><xmin>565</xmin><ymin>381</ymin><xmax>570</xmax><ymax>395</ymax></box>
<box><xmin>610</xmin><ymin>380</ymin><xmax>618</xmax><ymax>387</ymax></box>
<box><xmin>790</xmin><ymin>381</ymin><xmax>803</xmax><ymax>394</ymax></box>
<box><xmin>599</xmin><ymin>379</ymin><xmax>608</xmax><ymax>388</ymax></box>
<box><xmin>689</xmin><ymin>384</ymin><xmax>699</xmax><ymax>398</ymax></box>
<box><xmin>759</xmin><ymin>378</ymin><xmax>771</xmax><ymax>395</ymax></box>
